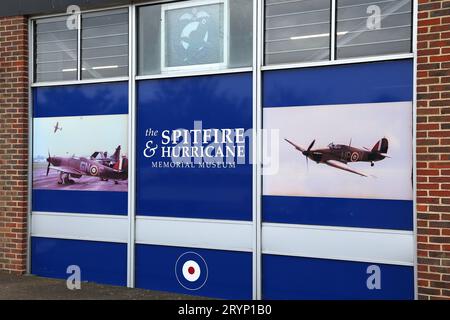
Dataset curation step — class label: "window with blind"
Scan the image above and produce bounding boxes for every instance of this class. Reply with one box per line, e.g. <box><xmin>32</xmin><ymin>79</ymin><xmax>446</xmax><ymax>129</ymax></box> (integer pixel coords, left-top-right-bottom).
<box><xmin>33</xmin><ymin>8</ymin><xmax>129</xmax><ymax>83</ymax></box>
<box><xmin>81</xmin><ymin>8</ymin><xmax>129</xmax><ymax>79</ymax></box>
<box><xmin>336</xmin><ymin>0</ymin><xmax>412</xmax><ymax>59</ymax></box>
<box><xmin>264</xmin><ymin>0</ymin><xmax>331</xmax><ymax>65</ymax></box>
<box><xmin>34</xmin><ymin>16</ymin><xmax>78</xmax><ymax>82</ymax></box>
<box><xmin>264</xmin><ymin>0</ymin><xmax>413</xmax><ymax>66</ymax></box>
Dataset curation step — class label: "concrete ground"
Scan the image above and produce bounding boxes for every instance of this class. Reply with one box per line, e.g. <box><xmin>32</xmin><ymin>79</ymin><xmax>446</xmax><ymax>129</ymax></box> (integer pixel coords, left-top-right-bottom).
<box><xmin>0</xmin><ymin>271</ymin><xmax>205</xmax><ymax>300</ymax></box>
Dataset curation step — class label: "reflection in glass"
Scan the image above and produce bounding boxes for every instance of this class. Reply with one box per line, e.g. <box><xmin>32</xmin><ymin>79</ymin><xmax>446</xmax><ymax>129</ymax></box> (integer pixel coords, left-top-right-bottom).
<box><xmin>81</xmin><ymin>8</ymin><xmax>129</xmax><ymax>79</ymax></box>
<box><xmin>264</xmin><ymin>0</ymin><xmax>331</xmax><ymax>65</ymax></box>
<box><xmin>34</xmin><ymin>17</ymin><xmax>78</xmax><ymax>82</ymax></box>
<box><xmin>336</xmin><ymin>0</ymin><xmax>412</xmax><ymax>59</ymax></box>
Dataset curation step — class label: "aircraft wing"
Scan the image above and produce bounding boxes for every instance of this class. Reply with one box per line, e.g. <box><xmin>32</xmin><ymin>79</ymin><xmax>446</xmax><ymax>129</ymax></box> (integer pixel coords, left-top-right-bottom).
<box><xmin>49</xmin><ymin>166</ymin><xmax>84</xmax><ymax>176</ymax></box>
<box><xmin>324</xmin><ymin>160</ymin><xmax>368</xmax><ymax>177</ymax></box>
<box><xmin>284</xmin><ymin>139</ymin><xmax>305</xmax><ymax>152</ymax></box>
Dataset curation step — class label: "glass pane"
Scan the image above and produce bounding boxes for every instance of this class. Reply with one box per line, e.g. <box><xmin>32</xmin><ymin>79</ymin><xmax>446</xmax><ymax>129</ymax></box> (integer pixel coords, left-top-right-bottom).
<box><xmin>138</xmin><ymin>5</ymin><xmax>162</xmax><ymax>75</ymax></box>
<box><xmin>138</xmin><ymin>0</ymin><xmax>253</xmax><ymax>76</ymax></box>
<box><xmin>34</xmin><ymin>16</ymin><xmax>78</xmax><ymax>82</ymax></box>
<box><xmin>336</xmin><ymin>0</ymin><xmax>412</xmax><ymax>59</ymax></box>
<box><xmin>81</xmin><ymin>8</ymin><xmax>129</xmax><ymax>79</ymax></box>
<box><xmin>229</xmin><ymin>0</ymin><xmax>253</xmax><ymax>68</ymax></box>
<box><xmin>164</xmin><ymin>2</ymin><xmax>225</xmax><ymax>68</ymax></box>
<box><xmin>264</xmin><ymin>0</ymin><xmax>331</xmax><ymax>65</ymax></box>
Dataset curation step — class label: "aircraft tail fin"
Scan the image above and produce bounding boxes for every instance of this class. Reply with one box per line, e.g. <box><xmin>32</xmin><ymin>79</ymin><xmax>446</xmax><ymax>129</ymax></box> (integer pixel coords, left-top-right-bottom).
<box><xmin>113</xmin><ymin>156</ymin><xmax>128</xmax><ymax>172</ymax></box>
<box><xmin>112</xmin><ymin>145</ymin><xmax>121</xmax><ymax>162</ymax></box>
<box><xmin>371</xmin><ymin>138</ymin><xmax>388</xmax><ymax>153</ymax></box>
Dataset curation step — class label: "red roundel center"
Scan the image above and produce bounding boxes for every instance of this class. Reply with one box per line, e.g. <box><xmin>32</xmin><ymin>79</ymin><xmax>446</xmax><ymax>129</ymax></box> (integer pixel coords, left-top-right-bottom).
<box><xmin>188</xmin><ymin>266</ymin><xmax>195</xmax><ymax>275</ymax></box>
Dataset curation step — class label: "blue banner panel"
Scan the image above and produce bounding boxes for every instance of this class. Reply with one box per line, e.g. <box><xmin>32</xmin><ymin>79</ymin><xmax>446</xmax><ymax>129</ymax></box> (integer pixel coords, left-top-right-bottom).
<box><xmin>136</xmin><ymin>244</ymin><xmax>252</xmax><ymax>299</ymax></box>
<box><xmin>32</xmin><ymin>190</ymin><xmax>127</xmax><ymax>215</ymax></box>
<box><xmin>263</xmin><ymin>195</ymin><xmax>413</xmax><ymax>231</ymax></box>
<box><xmin>263</xmin><ymin>60</ymin><xmax>413</xmax><ymax>107</ymax></box>
<box><xmin>31</xmin><ymin>237</ymin><xmax>127</xmax><ymax>286</ymax></box>
<box><xmin>263</xmin><ymin>254</ymin><xmax>414</xmax><ymax>300</ymax></box>
<box><xmin>136</xmin><ymin>72</ymin><xmax>252</xmax><ymax>220</ymax></box>
<box><xmin>33</xmin><ymin>82</ymin><xmax>128</xmax><ymax>117</ymax></box>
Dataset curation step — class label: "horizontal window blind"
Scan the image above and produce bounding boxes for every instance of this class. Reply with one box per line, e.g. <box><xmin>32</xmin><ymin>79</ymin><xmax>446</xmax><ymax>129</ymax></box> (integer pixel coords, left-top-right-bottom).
<box><xmin>81</xmin><ymin>8</ymin><xmax>129</xmax><ymax>79</ymax></box>
<box><xmin>34</xmin><ymin>17</ymin><xmax>78</xmax><ymax>82</ymax></box>
<box><xmin>265</xmin><ymin>0</ymin><xmax>331</xmax><ymax>65</ymax></box>
<box><xmin>336</xmin><ymin>0</ymin><xmax>412</xmax><ymax>59</ymax></box>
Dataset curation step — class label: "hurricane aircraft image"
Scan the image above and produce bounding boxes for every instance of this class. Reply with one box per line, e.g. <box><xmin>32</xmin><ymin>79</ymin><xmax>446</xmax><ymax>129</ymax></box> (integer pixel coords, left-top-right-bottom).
<box><xmin>284</xmin><ymin>138</ymin><xmax>390</xmax><ymax>177</ymax></box>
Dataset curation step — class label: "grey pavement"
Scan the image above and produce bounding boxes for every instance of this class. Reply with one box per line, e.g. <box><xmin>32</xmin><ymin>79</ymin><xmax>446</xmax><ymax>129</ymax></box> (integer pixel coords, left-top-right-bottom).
<box><xmin>0</xmin><ymin>271</ymin><xmax>207</xmax><ymax>300</ymax></box>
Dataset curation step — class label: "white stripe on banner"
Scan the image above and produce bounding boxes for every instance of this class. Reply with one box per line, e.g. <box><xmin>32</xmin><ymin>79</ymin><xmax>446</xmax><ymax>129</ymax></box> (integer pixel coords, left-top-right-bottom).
<box><xmin>31</xmin><ymin>212</ymin><xmax>128</xmax><ymax>243</ymax></box>
<box><xmin>262</xmin><ymin>222</ymin><xmax>414</xmax><ymax>266</ymax></box>
<box><xmin>31</xmin><ymin>212</ymin><xmax>413</xmax><ymax>265</ymax></box>
<box><xmin>135</xmin><ymin>216</ymin><xmax>253</xmax><ymax>253</ymax></box>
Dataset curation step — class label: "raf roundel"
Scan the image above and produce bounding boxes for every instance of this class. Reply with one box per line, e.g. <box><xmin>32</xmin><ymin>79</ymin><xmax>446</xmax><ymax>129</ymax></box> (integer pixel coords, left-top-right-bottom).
<box><xmin>351</xmin><ymin>152</ymin><xmax>359</xmax><ymax>162</ymax></box>
<box><xmin>90</xmin><ymin>165</ymin><xmax>98</xmax><ymax>176</ymax></box>
<box><xmin>175</xmin><ymin>252</ymin><xmax>208</xmax><ymax>291</ymax></box>
<box><xmin>182</xmin><ymin>260</ymin><xmax>201</xmax><ymax>282</ymax></box>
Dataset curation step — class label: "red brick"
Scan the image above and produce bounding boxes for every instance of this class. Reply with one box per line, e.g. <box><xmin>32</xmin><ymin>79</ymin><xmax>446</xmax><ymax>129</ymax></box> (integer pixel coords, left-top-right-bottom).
<box><xmin>417</xmin><ymin>1</ymin><xmax>450</xmax><ymax>300</ymax></box>
<box><xmin>0</xmin><ymin>16</ymin><xmax>28</xmax><ymax>275</ymax></box>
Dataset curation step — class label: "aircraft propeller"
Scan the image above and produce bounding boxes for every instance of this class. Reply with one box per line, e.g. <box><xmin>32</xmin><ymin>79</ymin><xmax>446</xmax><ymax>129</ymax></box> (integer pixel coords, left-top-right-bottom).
<box><xmin>46</xmin><ymin>151</ymin><xmax>51</xmax><ymax>176</ymax></box>
<box><xmin>302</xmin><ymin>139</ymin><xmax>315</xmax><ymax>169</ymax></box>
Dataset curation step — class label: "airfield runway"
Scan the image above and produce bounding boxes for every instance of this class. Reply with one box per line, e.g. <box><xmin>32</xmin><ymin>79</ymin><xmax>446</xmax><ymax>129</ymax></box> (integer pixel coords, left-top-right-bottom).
<box><xmin>33</xmin><ymin>162</ymin><xmax>128</xmax><ymax>192</ymax></box>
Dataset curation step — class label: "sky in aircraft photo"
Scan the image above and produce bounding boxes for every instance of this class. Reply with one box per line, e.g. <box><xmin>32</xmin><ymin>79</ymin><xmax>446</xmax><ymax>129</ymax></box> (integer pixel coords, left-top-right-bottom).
<box><xmin>33</xmin><ymin>114</ymin><xmax>128</xmax><ymax>192</ymax></box>
<box><xmin>263</xmin><ymin>102</ymin><xmax>413</xmax><ymax>201</ymax></box>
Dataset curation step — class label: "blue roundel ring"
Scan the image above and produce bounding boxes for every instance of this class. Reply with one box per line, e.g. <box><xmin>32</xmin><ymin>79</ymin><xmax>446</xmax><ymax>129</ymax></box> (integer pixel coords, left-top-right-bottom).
<box><xmin>175</xmin><ymin>252</ymin><xmax>208</xmax><ymax>291</ymax></box>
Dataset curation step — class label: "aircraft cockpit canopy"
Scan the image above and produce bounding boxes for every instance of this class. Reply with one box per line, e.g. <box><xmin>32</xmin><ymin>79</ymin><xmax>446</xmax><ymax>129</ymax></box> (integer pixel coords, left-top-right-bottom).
<box><xmin>328</xmin><ymin>143</ymin><xmax>342</xmax><ymax>150</ymax></box>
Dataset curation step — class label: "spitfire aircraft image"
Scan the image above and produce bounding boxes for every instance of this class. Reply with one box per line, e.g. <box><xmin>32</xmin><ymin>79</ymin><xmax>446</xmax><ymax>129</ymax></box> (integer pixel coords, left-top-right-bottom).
<box><xmin>53</xmin><ymin>122</ymin><xmax>62</xmax><ymax>133</ymax></box>
<box><xmin>284</xmin><ymin>138</ymin><xmax>390</xmax><ymax>177</ymax></box>
<box><xmin>45</xmin><ymin>145</ymin><xmax>128</xmax><ymax>185</ymax></box>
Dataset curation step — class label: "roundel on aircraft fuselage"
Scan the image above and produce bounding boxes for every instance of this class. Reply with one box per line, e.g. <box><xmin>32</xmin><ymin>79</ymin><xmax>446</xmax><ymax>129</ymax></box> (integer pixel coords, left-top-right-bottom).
<box><xmin>351</xmin><ymin>152</ymin><xmax>359</xmax><ymax>162</ymax></box>
<box><xmin>90</xmin><ymin>165</ymin><xmax>98</xmax><ymax>176</ymax></box>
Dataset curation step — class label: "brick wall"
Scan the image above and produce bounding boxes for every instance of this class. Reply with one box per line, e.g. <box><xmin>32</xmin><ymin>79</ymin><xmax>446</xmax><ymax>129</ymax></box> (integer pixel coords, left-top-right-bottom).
<box><xmin>417</xmin><ymin>0</ymin><xmax>450</xmax><ymax>300</ymax></box>
<box><xmin>0</xmin><ymin>16</ymin><xmax>28</xmax><ymax>274</ymax></box>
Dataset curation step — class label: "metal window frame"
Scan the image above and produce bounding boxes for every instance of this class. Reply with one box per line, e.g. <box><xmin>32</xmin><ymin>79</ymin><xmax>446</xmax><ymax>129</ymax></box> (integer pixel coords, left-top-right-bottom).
<box><xmin>127</xmin><ymin>3</ymin><xmax>137</xmax><ymax>289</ymax></box>
<box><xmin>412</xmin><ymin>0</ymin><xmax>418</xmax><ymax>301</ymax></box>
<box><xmin>26</xmin><ymin>18</ymin><xmax>34</xmax><ymax>275</ymax></box>
<box><xmin>26</xmin><ymin>0</ymin><xmax>419</xmax><ymax>301</ymax></box>
<box><xmin>331</xmin><ymin>0</ymin><xmax>336</xmax><ymax>61</ymax></box>
<box><xmin>254</xmin><ymin>0</ymin><xmax>263</xmax><ymax>300</ymax></box>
